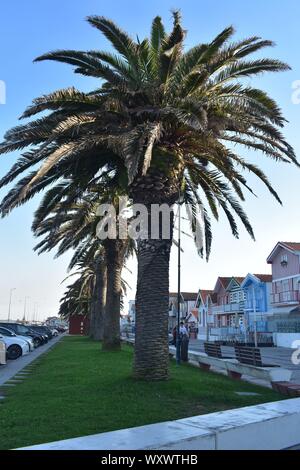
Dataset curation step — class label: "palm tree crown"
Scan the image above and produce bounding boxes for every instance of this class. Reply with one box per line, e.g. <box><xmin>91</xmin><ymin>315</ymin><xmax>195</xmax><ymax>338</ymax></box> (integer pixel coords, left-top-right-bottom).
<box><xmin>0</xmin><ymin>11</ymin><xmax>297</xmax><ymax>255</ymax></box>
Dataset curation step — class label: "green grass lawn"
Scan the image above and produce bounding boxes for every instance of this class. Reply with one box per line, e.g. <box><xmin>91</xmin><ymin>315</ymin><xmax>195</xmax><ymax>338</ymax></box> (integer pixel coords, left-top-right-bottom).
<box><xmin>0</xmin><ymin>336</ymin><xmax>284</xmax><ymax>449</ymax></box>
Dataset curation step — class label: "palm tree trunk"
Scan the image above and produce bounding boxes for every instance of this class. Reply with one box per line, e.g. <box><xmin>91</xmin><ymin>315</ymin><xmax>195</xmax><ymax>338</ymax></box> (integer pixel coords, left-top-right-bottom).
<box><xmin>131</xmin><ymin>169</ymin><xmax>179</xmax><ymax>381</ymax></box>
<box><xmin>89</xmin><ymin>300</ymin><xmax>96</xmax><ymax>338</ymax></box>
<box><xmin>93</xmin><ymin>261</ymin><xmax>107</xmax><ymax>341</ymax></box>
<box><xmin>102</xmin><ymin>240</ymin><xmax>126</xmax><ymax>351</ymax></box>
<box><xmin>133</xmin><ymin>238</ymin><xmax>172</xmax><ymax>380</ymax></box>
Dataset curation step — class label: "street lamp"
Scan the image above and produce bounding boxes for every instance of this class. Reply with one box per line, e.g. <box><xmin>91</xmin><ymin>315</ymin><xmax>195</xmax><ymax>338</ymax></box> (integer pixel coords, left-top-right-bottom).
<box><xmin>252</xmin><ymin>287</ymin><xmax>258</xmax><ymax>348</ymax></box>
<box><xmin>176</xmin><ymin>191</ymin><xmax>182</xmax><ymax>366</ymax></box>
<box><xmin>8</xmin><ymin>288</ymin><xmax>16</xmax><ymax>321</ymax></box>
<box><xmin>32</xmin><ymin>302</ymin><xmax>39</xmax><ymax>323</ymax></box>
<box><xmin>23</xmin><ymin>296</ymin><xmax>30</xmax><ymax>323</ymax></box>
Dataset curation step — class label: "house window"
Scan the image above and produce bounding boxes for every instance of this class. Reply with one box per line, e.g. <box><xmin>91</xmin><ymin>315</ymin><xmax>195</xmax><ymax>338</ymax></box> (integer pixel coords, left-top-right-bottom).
<box><xmin>281</xmin><ymin>254</ymin><xmax>288</xmax><ymax>267</ymax></box>
<box><xmin>239</xmin><ymin>291</ymin><xmax>246</xmax><ymax>301</ymax></box>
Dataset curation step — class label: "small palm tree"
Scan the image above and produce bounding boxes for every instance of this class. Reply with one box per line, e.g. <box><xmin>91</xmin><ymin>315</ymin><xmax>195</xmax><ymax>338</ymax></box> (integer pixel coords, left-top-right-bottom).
<box><xmin>0</xmin><ymin>12</ymin><xmax>297</xmax><ymax>379</ymax></box>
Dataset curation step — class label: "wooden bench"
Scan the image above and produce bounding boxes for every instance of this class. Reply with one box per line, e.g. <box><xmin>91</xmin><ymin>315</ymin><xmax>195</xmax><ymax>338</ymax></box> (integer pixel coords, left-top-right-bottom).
<box><xmin>234</xmin><ymin>346</ymin><xmax>276</xmax><ymax>368</ymax></box>
<box><xmin>204</xmin><ymin>342</ymin><xmax>233</xmax><ymax>359</ymax></box>
<box><xmin>224</xmin><ymin>346</ymin><xmax>292</xmax><ymax>384</ymax></box>
<box><xmin>169</xmin><ymin>345</ymin><xmax>292</xmax><ymax>387</ymax></box>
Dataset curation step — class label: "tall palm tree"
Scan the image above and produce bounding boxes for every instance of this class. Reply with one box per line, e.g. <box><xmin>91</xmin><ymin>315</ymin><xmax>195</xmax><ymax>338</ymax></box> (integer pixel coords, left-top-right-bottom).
<box><xmin>0</xmin><ymin>12</ymin><xmax>297</xmax><ymax>379</ymax></box>
<box><xmin>32</xmin><ymin>180</ymin><xmax>133</xmax><ymax>349</ymax></box>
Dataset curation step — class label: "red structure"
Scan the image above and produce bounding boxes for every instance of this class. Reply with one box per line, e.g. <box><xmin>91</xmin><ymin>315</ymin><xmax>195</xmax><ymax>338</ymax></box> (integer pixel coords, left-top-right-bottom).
<box><xmin>69</xmin><ymin>314</ymin><xmax>90</xmax><ymax>335</ymax></box>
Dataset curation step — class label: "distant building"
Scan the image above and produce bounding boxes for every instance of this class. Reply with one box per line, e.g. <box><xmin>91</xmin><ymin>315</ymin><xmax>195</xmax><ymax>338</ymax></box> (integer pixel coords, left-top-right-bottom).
<box><xmin>211</xmin><ymin>276</ymin><xmax>245</xmax><ymax>328</ymax></box>
<box><xmin>241</xmin><ymin>273</ymin><xmax>273</xmax><ymax>333</ymax></box>
<box><xmin>267</xmin><ymin>242</ymin><xmax>300</xmax><ymax>315</ymax></box>
<box><xmin>195</xmin><ymin>289</ymin><xmax>214</xmax><ymax>340</ymax></box>
<box><xmin>128</xmin><ymin>300</ymin><xmax>136</xmax><ymax>323</ymax></box>
<box><xmin>68</xmin><ymin>315</ymin><xmax>89</xmax><ymax>335</ymax></box>
<box><xmin>195</xmin><ymin>289</ymin><xmax>214</xmax><ymax>326</ymax></box>
<box><xmin>168</xmin><ymin>292</ymin><xmax>198</xmax><ymax>330</ymax></box>
<box><xmin>45</xmin><ymin>316</ymin><xmax>68</xmax><ymax>328</ymax></box>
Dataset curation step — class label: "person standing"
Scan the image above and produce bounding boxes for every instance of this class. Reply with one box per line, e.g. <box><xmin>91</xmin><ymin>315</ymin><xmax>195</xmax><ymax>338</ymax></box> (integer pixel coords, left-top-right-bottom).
<box><xmin>180</xmin><ymin>322</ymin><xmax>189</xmax><ymax>362</ymax></box>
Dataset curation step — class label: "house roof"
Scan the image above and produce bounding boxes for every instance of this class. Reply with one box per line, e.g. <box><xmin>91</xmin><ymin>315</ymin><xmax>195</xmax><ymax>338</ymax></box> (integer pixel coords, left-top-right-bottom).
<box><xmin>198</xmin><ymin>289</ymin><xmax>214</xmax><ymax>304</ymax></box>
<box><xmin>181</xmin><ymin>292</ymin><xmax>198</xmax><ymax>301</ymax></box>
<box><xmin>267</xmin><ymin>242</ymin><xmax>300</xmax><ymax>263</ymax></box>
<box><xmin>218</xmin><ymin>277</ymin><xmax>232</xmax><ymax>288</ymax></box>
<box><xmin>190</xmin><ymin>309</ymin><xmax>199</xmax><ymax>320</ymax></box>
<box><xmin>282</xmin><ymin>242</ymin><xmax>300</xmax><ymax>251</ymax></box>
<box><xmin>169</xmin><ymin>292</ymin><xmax>198</xmax><ymax>301</ymax></box>
<box><xmin>214</xmin><ymin>276</ymin><xmax>245</xmax><ymax>292</ymax></box>
<box><xmin>242</xmin><ymin>273</ymin><xmax>272</xmax><ymax>287</ymax></box>
<box><xmin>235</xmin><ymin>277</ymin><xmax>245</xmax><ymax>284</ymax></box>
<box><xmin>253</xmin><ymin>274</ymin><xmax>272</xmax><ymax>282</ymax></box>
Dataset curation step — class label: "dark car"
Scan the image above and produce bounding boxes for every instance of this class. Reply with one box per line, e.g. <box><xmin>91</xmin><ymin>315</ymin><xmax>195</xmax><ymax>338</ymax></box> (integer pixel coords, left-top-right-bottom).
<box><xmin>29</xmin><ymin>325</ymin><xmax>53</xmax><ymax>340</ymax></box>
<box><xmin>56</xmin><ymin>325</ymin><xmax>67</xmax><ymax>333</ymax></box>
<box><xmin>0</xmin><ymin>322</ymin><xmax>46</xmax><ymax>348</ymax></box>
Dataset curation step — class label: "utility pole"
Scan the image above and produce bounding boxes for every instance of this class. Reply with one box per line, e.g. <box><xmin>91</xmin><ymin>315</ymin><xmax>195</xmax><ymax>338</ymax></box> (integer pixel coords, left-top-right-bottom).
<box><xmin>23</xmin><ymin>296</ymin><xmax>30</xmax><ymax>323</ymax></box>
<box><xmin>252</xmin><ymin>287</ymin><xmax>258</xmax><ymax>348</ymax></box>
<box><xmin>8</xmin><ymin>288</ymin><xmax>16</xmax><ymax>321</ymax></box>
<box><xmin>176</xmin><ymin>193</ymin><xmax>182</xmax><ymax>365</ymax></box>
<box><xmin>206</xmin><ymin>297</ymin><xmax>210</xmax><ymax>341</ymax></box>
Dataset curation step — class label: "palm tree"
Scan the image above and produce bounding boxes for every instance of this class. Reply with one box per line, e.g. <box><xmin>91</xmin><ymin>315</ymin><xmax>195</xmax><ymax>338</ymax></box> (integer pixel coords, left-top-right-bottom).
<box><xmin>0</xmin><ymin>12</ymin><xmax>297</xmax><ymax>379</ymax></box>
<box><xmin>32</xmin><ymin>180</ymin><xmax>133</xmax><ymax>349</ymax></box>
<box><xmin>58</xmin><ymin>256</ymin><xmax>98</xmax><ymax>325</ymax></box>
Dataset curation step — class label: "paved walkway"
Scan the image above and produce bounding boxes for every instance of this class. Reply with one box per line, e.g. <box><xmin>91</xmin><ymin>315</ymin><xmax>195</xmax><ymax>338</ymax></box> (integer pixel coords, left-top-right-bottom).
<box><xmin>0</xmin><ymin>334</ymin><xmax>64</xmax><ymax>386</ymax></box>
<box><xmin>188</xmin><ymin>339</ymin><xmax>300</xmax><ymax>387</ymax></box>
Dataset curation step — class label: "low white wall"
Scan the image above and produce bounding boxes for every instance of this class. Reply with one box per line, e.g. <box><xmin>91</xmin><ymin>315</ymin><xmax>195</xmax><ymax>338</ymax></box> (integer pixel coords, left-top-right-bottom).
<box><xmin>197</xmin><ymin>334</ymin><xmax>207</xmax><ymax>340</ymax></box>
<box><xmin>273</xmin><ymin>333</ymin><xmax>300</xmax><ymax>348</ymax></box>
<box><xmin>20</xmin><ymin>398</ymin><xmax>300</xmax><ymax>451</ymax></box>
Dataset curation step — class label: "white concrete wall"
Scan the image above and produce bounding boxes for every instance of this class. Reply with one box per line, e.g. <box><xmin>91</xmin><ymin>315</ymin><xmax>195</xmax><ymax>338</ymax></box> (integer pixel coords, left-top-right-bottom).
<box><xmin>20</xmin><ymin>398</ymin><xmax>300</xmax><ymax>451</ymax></box>
<box><xmin>273</xmin><ymin>333</ymin><xmax>300</xmax><ymax>348</ymax></box>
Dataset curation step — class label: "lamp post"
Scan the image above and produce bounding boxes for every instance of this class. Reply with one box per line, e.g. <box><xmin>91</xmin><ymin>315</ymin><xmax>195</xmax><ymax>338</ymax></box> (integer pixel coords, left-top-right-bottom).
<box><xmin>23</xmin><ymin>296</ymin><xmax>30</xmax><ymax>323</ymax></box>
<box><xmin>176</xmin><ymin>192</ymin><xmax>182</xmax><ymax>365</ymax></box>
<box><xmin>252</xmin><ymin>287</ymin><xmax>258</xmax><ymax>348</ymax></box>
<box><xmin>206</xmin><ymin>298</ymin><xmax>210</xmax><ymax>341</ymax></box>
<box><xmin>8</xmin><ymin>288</ymin><xmax>16</xmax><ymax>321</ymax></box>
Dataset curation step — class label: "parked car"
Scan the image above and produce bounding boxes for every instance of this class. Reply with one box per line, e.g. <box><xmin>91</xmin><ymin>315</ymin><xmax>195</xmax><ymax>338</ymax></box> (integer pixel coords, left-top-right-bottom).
<box><xmin>29</xmin><ymin>325</ymin><xmax>53</xmax><ymax>340</ymax></box>
<box><xmin>50</xmin><ymin>328</ymin><xmax>59</xmax><ymax>337</ymax></box>
<box><xmin>0</xmin><ymin>335</ymin><xmax>6</xmax><ymax>365</ymax></box>
<box><xmin>1</xmin><ymin>334</ymin><xmax>30</xmax><ymax>360</ymax></box>
<box><xmin>0</xmin><ymin>322</ymin><xmax>45</xmax><ymax>348</ymax></box>
<box><xmin>0</xmin><ymin>326</ymin><xmax>35</xmax><ymax>352</ymax></box>
<box><xmin>56</xmin><ymin>325</ymin><xmax>68</xmax><ymax>333</ymax></box>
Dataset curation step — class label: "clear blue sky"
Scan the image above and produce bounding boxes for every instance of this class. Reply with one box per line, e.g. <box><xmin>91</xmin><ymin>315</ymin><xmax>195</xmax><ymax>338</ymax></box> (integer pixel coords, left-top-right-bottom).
<box><xmin>1</xmin><ymin>0</ymin><xmax>300</xmax><ymax>320</ymax></box>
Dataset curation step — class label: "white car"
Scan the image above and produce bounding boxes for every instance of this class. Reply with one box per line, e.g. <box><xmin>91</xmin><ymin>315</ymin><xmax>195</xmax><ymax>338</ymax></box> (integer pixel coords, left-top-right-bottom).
<box><xmin>1</xmin><ymin>333</ymin><xmax>30</xmax><ymax>360</ymax></box>
<box><xmin>0</xmin><ymin>336</ymin><xmax>6</xmax><ymax>365</ymax></box>
<box><xmin>0</xmin><ymin>326</ymin><xmax>34</xmax><ymax>352</ymax></box>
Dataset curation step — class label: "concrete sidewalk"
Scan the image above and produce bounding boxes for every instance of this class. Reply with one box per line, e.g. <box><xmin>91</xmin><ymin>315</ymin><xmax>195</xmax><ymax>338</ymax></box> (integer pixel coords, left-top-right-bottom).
<box><xmin>0</xmin><ymin>334</ymin><xmax>64</xmax><ymax>386</ymax></box>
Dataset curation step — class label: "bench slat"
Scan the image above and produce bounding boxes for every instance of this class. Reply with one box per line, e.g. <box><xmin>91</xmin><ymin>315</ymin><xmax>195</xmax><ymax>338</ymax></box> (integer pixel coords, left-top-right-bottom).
<box><xmin>234</xmin><ymin>346</ymin><xmax>263</xmax><ymax>367</ymax></box>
